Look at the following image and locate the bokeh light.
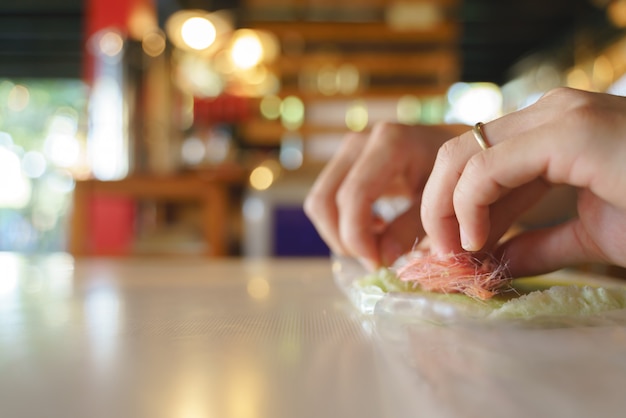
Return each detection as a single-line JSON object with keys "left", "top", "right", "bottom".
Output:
{"left": 0, "top": 78, "right": 86, "bottom": 252}
{"left": 259, "top": 95, "right": 282, "bottom": 120}
{"left": 567, "top": 67, "right": 591, "bottom": 90}
{"left": 396, "top": 95, "right": 422, "bottom": 124}
{"left": 592, "top": 54, "right": 614, "bottom": 90}
{"left": 445, "top": 82, "right": 502, "bottom": 125}
{"left": 280, "top": 96, "right": 304, "bottom": 130}
{"left": 337, "top": 64, "right": 360, "bottom": 95}
{"left": 181, "top": 17, "right": 216, "bottom": 51}
{"left": 142, "top": 30, "right": 167, "bottom": 57}
{"left": 230, "top": 30, "right": 264, "bottom": 70}
{"left": 345, "top": 101, "right": 368, "bottom": 132}
{"left": 317, "top": 65, "right": 338, "bottom": 96}
{"left": 7, "top": 85, "right": 30, "bottom": 112}
{"left": 279, "top": 133, "right": 303, "bottom": 170}
{"left": 98, "top": 31, "right": 124, "bottom": 57}
{"left": 0, "top": 146, "right": 31, "bottom": 208}
{"left": 181, "top": 136, "right": 206, "bottom": 166}
{"left": 249, "top": 166, "right": 274, "bottom": 191}
{"left": 249, "top": 160, "right": 281, "bottom": 191}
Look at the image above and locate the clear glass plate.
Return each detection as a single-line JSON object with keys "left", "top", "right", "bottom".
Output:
{"left": 332, "top": 254, "right": 626, "bottom": 327}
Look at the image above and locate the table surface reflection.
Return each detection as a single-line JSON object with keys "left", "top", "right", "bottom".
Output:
{"left": 2, "top": 253, "right": 626, "bottom": 418}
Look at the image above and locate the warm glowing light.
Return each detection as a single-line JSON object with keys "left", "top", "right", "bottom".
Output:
{"left": 128, "top": 3, "right": 157, "bottom": 40}
{"left": 181, "top": 17, "right": 216, "bottom": 50}
{"left": 166, "top": 10, "right": 232, "bottom": 53}
{"left": 608, "top": 0, "right": 626, "bottom": 27}
{"left": 592, "top": 55, "right": 614, "bottom": 90}
{"left": 231, "top": 30, "right": 263, "bottom": 70}
{"left": 566, "top": 68, "right": 591, "bottom": 90}
{"left": 98, "top": 31, "right": 124, "bottom": 57}
{"left": 142, "top": 30, "right": 166, "bottom": 57}
{"left": 7, "top": 84, "right": 29, "bottom": 112}
{"left": 345, "top": 101, "right": 368, "bottom": 132}
{"left": 396, "top": 95, "right": 421, "bottom": 124}
{"left": 280, "top": 96, "right": 304, "bottom": 130}
{"left": 260, "top": 95, "right": 282, "bottom": 120}
{"left": 249, "top": 166, "right": 274, "bottom": 190}
{"left": 228, "top": 29, "right": 278, "bottom": 72}
{"left": 247, "top": 276, "right": 270, "bottom": 299}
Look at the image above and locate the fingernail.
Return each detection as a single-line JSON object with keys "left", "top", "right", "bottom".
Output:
{"left": 460, "top": 227, "right": 474, "bottom": 251}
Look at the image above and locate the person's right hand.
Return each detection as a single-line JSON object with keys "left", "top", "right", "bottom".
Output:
{"left": 421, "top": 87, "right": 626, "bottom": 277}
{"left": 304, "top": 122, "right": 465, "bottom": 270}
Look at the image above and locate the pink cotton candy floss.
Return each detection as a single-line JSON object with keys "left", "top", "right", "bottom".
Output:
{"left": 395, "top": 251, "right": 512, "bottom": 300}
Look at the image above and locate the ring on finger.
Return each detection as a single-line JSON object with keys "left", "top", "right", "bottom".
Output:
{"left": 472, "top": 122, "right": 490, "bottom": 151}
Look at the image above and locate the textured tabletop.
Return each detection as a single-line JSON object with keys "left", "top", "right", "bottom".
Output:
{"left": 3, "top": 253, "right": 626, "bottom": 418}
{"left": 0, "top": 254, "right": 385, "bottom": 418}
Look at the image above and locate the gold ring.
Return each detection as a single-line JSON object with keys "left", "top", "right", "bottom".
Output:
{"left": 472, "top": 122, "right": 490, "bottom": 151}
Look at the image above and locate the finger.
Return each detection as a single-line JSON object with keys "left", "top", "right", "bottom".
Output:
{"left": 452, "top": 121, "right": 575, "bottom": 253}
{"left": 420, "top": 111, "right": 546, "bottom": 255}
{"left": 336, "top": 124, "right": 430, "bottom": 264}
{"left": 420, "top": 132, "right": 484, "bottom": 256}
{"left": 304, "top": 132, "right": 366, "bottom": 255}
{"left": 378, "top": 201, "right": 424, "bottom": 266}
{"left": 495, "top": 218, "right": 597, "bottom": 277}
{"left": 468, "top": 179, "right": 550, "bottom": 251}
{"left": 455, "top": 174, "right": 550, "bottom": 252}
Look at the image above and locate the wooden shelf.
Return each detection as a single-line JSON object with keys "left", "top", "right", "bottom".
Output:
{"left": 249, "top": 20, "right": 460, "bottom": 44}
{"left": 69, "top": 168, "right": 247, "bottom": 257}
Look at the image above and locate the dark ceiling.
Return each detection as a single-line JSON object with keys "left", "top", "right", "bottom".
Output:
{"left": 0, "top": 0, "right": 613, "bottom": 84}
{"left": 459, "top": 0, "right": 608, "bottom": 83}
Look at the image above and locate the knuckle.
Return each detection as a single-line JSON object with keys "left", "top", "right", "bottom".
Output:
{"left": 464, "top": 151, "right": 488, "bottom": 176}
{"left": 303, "top": 188, "right": 327, "bottom": 220}
{"left": 435, "top": 137, "right": 460, "bottom": 166}
{"left": 540, "top": 87, "right": 603, "bottom": 142}
{"left": 370, "top": 121, "right": 401, "bottom": 142}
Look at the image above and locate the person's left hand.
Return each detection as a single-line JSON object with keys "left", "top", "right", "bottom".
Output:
{"left": 304, "top": 122, "right": 466, "bottom": 269}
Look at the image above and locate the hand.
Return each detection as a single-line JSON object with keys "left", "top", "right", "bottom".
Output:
{"left": 304, "top": 122, "right": 466, "bottom": 269}
{"left": 421, "top": 87, "right": 626, "bottom": 277}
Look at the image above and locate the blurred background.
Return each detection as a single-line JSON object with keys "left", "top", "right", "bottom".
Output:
{"left": 1, "top": 0, "right": 625, "bottom": 258}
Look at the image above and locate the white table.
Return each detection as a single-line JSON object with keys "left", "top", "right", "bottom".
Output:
{"left": 2, "top": 253, "right": 626, "bottom": 418}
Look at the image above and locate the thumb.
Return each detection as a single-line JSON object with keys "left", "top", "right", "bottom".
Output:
{"left": 495, "top": 219, "right": 597, "bottom": 278}
{"left": 378, "top": 205, "right": 423, "bottom": 267}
